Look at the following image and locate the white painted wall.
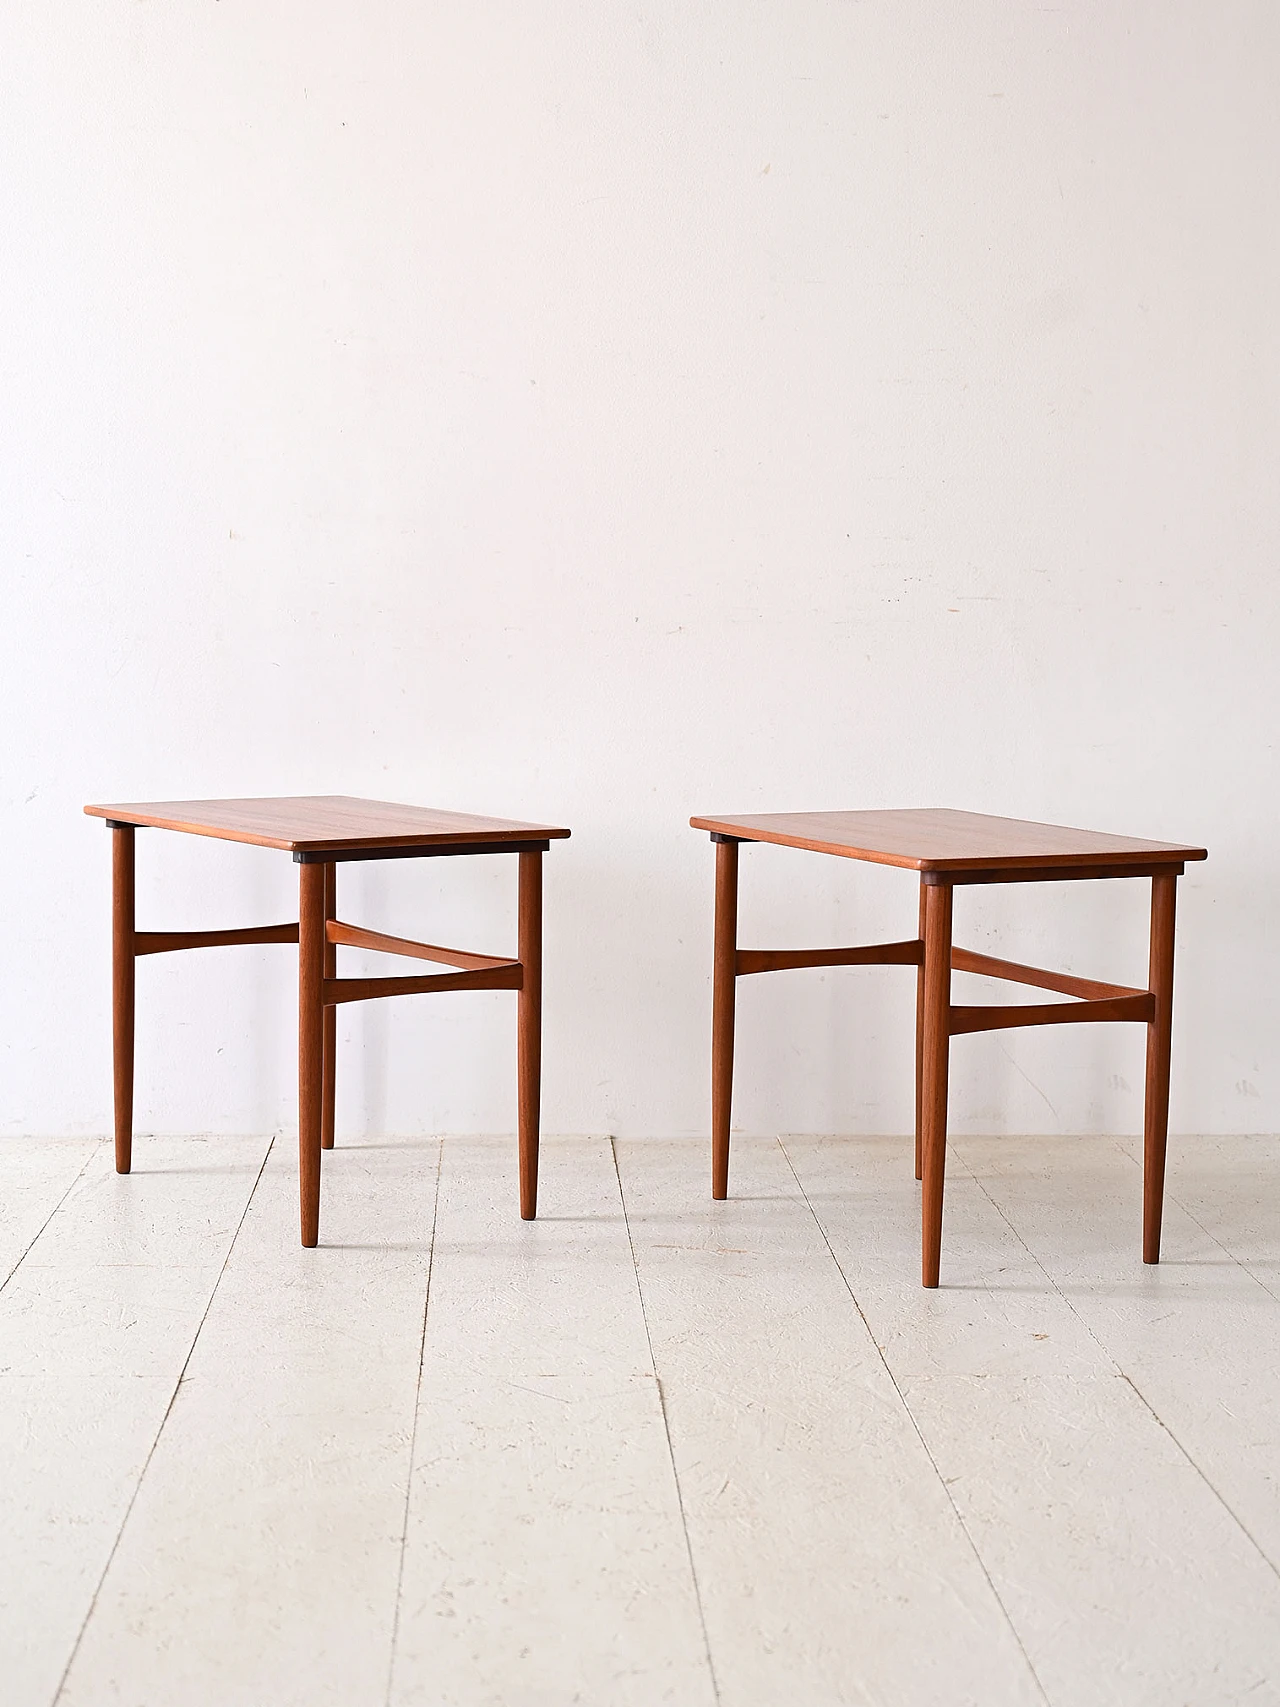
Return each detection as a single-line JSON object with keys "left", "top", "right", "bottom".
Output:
{"left": 3, "top": 3, "right": 1276, "bottom": 1143}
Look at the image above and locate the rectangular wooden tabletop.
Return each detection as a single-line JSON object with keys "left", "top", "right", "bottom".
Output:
{"left": 85, "top": 796, "right": 572, "bottom": 854}
{"left": 688, "top": 808, "right": 1206, "bottom": 874}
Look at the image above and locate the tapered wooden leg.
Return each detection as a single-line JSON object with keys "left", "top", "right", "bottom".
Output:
{"left": 711, "top": 837, "right": 739, "bottom": 1200}
{"left": 921, "top": 881, "right": 953, "bottom": 1288}
{"left": 1143, "top": 872, "right": 1178, "bottom": 1264}
{"left": 914, "top": 880, "right": 926, "bottom": 1182}
{"left": 111, "top": 824, "right": 136, "bottom": 1174}
{"left": 321, "top": 862, "right": 336, "bottom": 1151}
{"left": 517, "top": 849, "right": 543, "bottom": 1220}
{"left": 298, "top": 861, "right": 326, "bottom": 1247}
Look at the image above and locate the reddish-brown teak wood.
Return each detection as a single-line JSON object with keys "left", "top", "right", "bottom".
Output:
{"left": 1144, "top": 872, "right": 1178, "bottom": 1264}
{"left": 112, "top": 824, "right": 135, "bottom": 1175}
{"left": 711, "top": 837, "right": 739, "bottom": 1200}
{"left": 87, "top": 796, "right": 570, "bottom": 1246}
{"left": 517, "top": 849, "right": 543, "bottom": 1220}
{"left": 693, "top": 808, "right": 1206, "bottom": 1287}
{"left": 914, "top": 880, "right": 926, "bottom": 1184}
{"left": 298, "top": 860, "right": 326, "bottom": 1247}
{"left": 920, "top": 880, "right": 953, "bottom": 1289}
{"left": 322, "top": 863, "right": 336, "bottom": 1154}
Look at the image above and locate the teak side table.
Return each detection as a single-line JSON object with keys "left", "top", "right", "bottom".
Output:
{"left": 84, "top": 796, "right": 571, "bottom": 1246}
{"left": 690, "top": 808, "right": 1207, "bottom": 1288}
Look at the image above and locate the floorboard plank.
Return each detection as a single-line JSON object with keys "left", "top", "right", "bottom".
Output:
{"left": 58, "top": 1135, "right": 441, "bottom": 1707}
{"left": 786, "top": 1134, "right": 1280, "bottom": 1707}
{"left": 389, "top": 1136, "right": 716, "bottom": 1707}
{"left": 0, "top": 1138, "right": 103, "bottom": 1291}
{"left": 1143, "top": 1131, "right": 1280, "bottom": 1300}
{"left": 617, "top": 1136, "right": 1043, "bottom": 1707}
{"left": 960, "top": 1133, "right": 1280, "bottom": 1590}
{"left": 0, "top": 1134, "right": 270, "bottom": 1707}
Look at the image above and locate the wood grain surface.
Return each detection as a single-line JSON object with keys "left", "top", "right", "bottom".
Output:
{"left": 85, "top": 795, "right": 571, "bottom": 853}
{"left": 689, "top": 807, "right": 1206, "bottom": 873}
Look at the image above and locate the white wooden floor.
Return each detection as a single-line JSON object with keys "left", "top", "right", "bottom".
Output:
{"left": 4, "top": 1132, "right": 1280, "bottom": 1707}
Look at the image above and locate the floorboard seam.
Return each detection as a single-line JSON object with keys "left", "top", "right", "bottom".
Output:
{"left": 953, "top": 1142, "right": 1127, "bottom": 1380}
{"left": 0, "top": 1140, "right": 104, "bottom": 1297}
{"left": 384, "top": 1137, "right": 444, "bottom": 1707}
{"left": 777, "top": 1137, "right": 1054, "bottom": 1707}
{"left": 1113, "top": 1138, "right": 1280, "bottom": 1310}
{"left": 49, "top": 1132, "right": 276, "bottom": 1707}
{"left": 1169, "top": 1201, "right": 1280, "bottom": 1307}
{"left": 610, "top": 1138, "right": 722, "bottom": 1707}
{"left": 957, "top": 1143, "right": 1280, "bottom": 1589}
{"left": 1116, "top": 1372, "right": 1280, "bottom": 1586}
